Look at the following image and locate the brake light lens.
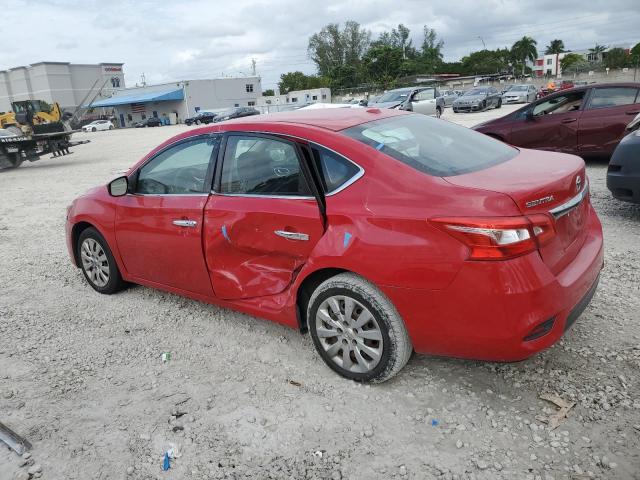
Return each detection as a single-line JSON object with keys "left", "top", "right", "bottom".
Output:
{"left": 430, "top": 215, "right": 555, "bottom": 260}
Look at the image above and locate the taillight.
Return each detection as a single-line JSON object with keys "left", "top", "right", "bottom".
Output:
{"left": 430, "top": 215, "right": 556, "bottom": 260}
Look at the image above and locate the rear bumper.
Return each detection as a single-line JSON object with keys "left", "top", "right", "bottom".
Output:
{"left": 382, "top": 205, "right": 604, "bottom": 361}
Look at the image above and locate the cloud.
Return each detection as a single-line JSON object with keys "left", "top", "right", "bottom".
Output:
{"left": 1, "top": 0, "right": 638, "bottom": 88}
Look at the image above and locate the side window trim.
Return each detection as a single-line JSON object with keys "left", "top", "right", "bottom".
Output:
{"left": 214, "top": 132, "right": 315, "bottom": 199}
{"left": 132, "top": 134, "right": 220, "bottom": 196}
{"left": 212, "top": 131, "right": 365, "bottom": 197}
{"left": 309, "top": 142, "right": 365, "bottom": 196}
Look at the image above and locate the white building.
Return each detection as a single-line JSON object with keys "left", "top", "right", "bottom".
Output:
{"left": 256, "top": 87, "right": 331, "bottom": 113}
{"left": 0, "top": 61, "right": 125, "bottom": 112}
{"left": 90, "top": 77, "right": 262, "bottom": 127}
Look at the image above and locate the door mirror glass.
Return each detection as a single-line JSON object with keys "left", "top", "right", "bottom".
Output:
{"left": 525, "top": 109, "right": 534, "bottom": 121}
{"left": 108, "top": 176, "right": 128, "bottom": 196}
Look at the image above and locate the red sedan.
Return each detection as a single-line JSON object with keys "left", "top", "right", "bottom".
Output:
{"left": 66, "top": 108, "right": 603, "bottom": 382}
{"left": 475, "top": 82, "right": 640, "bottom": 157}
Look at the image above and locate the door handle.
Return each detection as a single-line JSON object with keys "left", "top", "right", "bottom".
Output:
{"left": 626, "top": 110, "right": 640, "bottom": 115}
{"left": 274, "top": 230, "right": 309, "bottom": 241}
{"left": 172, "top": 219, "right": 197, "bottom": 228}
{"left": 561, "top": 118, "right": 577, "bottom": 124}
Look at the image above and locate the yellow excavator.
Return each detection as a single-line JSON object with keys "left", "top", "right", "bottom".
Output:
{"left": 0, "top": 100, "right": 87, "bottom": 169}
{"left": 0, "top": 100, "right": 68, "bottom": 135}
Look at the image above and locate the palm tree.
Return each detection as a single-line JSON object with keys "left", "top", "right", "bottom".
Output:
{"left": 545, "top": 39, "right": 565, "bottom": 54}
{"left": 511, "top": 36, "right": 538, "bottom": 76}
{"left": 588, "top": 44, "right": 607, "bottom": 62}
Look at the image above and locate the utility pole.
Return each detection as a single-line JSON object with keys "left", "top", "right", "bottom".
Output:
{"left": 140, "top": 73, "right": 146, "bottom": 87}
{"left": 478, "top": 36, "right": 486, "bottom": 49}
{"left": 251, "top": 59, "right": 256, "bottom": 76}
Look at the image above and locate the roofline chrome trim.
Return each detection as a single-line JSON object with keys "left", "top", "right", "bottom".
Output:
{"left": 549, "top": 178, "right": 589, "bottom": 219}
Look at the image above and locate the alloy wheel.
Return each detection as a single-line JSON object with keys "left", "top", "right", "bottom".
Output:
{"left": 80, "top": 238, "right": 110, "bottom": 287}
{"left": 315, "top": 295, "right": 383, "bottom": 374}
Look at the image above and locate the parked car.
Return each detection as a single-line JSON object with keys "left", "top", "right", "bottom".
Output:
{"left": 66, "top": 108, "right": 603, "bottom": 382}
{"left": 502, "top": 85, "right": 537, "bottom": 104}
{"left": 82, "top": 120, "right": 114, "bottom": 132}
{"left": 607, "top": 113, "right": 640, "bottom": 203}
{"left": 474, "top": 82, "right": 640, "bottom": 158}
{"left": 133, "top": 117, "right": 162, "bottom": 128}
{"left": 214, "top": 107, "right": 260, "bottom": 123}
{"left": 452, "top": 87, "right": 502, "bottom": 112}
{"left": 185, "top": 111, "right": 217, "bottom": 126}
{"left": 369, "top": 87, "right": 445, "bottom": 117}
{"left": 440, "top": 90, "right": 461, "bottom": 107}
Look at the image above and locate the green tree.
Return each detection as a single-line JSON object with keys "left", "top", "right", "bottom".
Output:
{"left": 307, "top": 21, "right": 370, "bottom": 87}
{"left": 263, "top": 89, "right": 275, "bottom": 96}
{"left": 603, "top": 47, "right": 631, "bottom": 68}
{"left": 420, "top": 26, "right": 444, "bottom": 72}
{"left": 560, "top": 53, "right": 588, "bottom": 73}
{"left": 631, "top": 42, "right": 640, "bottom": 60}
{"left": 460, "top": 48, "right": 511, "bottom": 75}
{"left": 362, "top": 44, "right": 404, "bottom": 87}
{"left": 511, "top": 36, "right": 538, "bottom": 75}
{"left": 277, "top": 71, "right": 327, "bottom": 93}
{"left": 545, "top": 39, "right": 565, "bottom": 54}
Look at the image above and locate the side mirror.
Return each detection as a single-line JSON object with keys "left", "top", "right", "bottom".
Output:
{"left": 108, "top": 176, "right": 129, "bottom": 197}
{"left": 525, "top": 110, "right": 535, "bottom": 121}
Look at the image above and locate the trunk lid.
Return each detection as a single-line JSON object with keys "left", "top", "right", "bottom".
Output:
{"left": 444, "top": 148, "right": 589, "bottom": 274}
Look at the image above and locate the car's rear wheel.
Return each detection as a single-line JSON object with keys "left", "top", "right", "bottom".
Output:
{"left": 109, "top": 125, "right": 114, "bottom": 130}
{"left": 435, "top": 106, "right": 442, "bottom": 118}
{"left": 195, "top": 119, "right": 201, "bottom": 125}
{"left": 77, "top": 227, "right": 125, "bottom": 294}
{"left": 496, "top": 98, "right": 502, "bottom": 109}
{"left": 308, "top": 273, "right": 412, "bottom": 383}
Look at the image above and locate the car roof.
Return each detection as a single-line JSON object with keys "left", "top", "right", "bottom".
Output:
{"left": 219, "top": 107, "right": 407, "bottom": 131}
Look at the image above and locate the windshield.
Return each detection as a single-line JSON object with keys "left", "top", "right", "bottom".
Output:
{"left": 464, "top": 89, "right": 488, "bottom": 96}
{"left": 376, "top": 90, "right": 410, "bottom": 103}
{"left": 510, "top": 86, "right": 528, "bottom": 92}
{"left": 342, "top": 114, "right": 518, "bottom": 177}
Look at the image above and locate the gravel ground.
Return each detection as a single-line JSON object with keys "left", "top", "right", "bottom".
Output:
{"left": 1, "top": 106, "right": 639, "bottom": 480}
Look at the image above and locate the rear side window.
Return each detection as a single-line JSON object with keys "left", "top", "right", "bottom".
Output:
{"left": 587, "top": 87, "right": 639, "bottom": 109}
{"left": 311, "top": 146, "right": 360, "bottom": 193}
{"left": 220, "top": 135, "right": 311, "bottom": 196}
{"left": 342, "top": 114, "right": 517, "bottom": 177}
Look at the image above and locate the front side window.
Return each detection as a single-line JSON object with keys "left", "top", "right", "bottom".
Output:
{"left": 531, "top": 91, "right": 585, "bottom": 116}
{"left": 220, "top": 135, "right": 310, "bottom": 196}
{"left": 343, "top": 114, "right": 517, "bottom": 177}
{"left": 587, "top": 87, "right": 639, "bottom": 109}
{"left": 311, "top": 146, "right": 360, "bottom": 193}
{"left": 136, "top": 137, "right": 217, "bottom": 194}
{"left": 414, "top": 89, "right": 435, "bottom": 101}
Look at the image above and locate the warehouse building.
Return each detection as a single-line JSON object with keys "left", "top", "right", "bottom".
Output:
{"left": 90, "top": 77, "right": 262, "bottom": 127}
{"left": 256, "top": 87, "right": 331, "bottom": 113}
{"left": 0, "top": 61, "right": 125, "bottom": 112}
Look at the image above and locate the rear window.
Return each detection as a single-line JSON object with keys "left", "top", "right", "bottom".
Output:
{"left": 342, "top": 114, "right": 518, "bottom": 177}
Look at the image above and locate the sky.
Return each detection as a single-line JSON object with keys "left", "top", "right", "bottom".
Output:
{"left": 2, "top": 0, "right": 639, "bottom": 90}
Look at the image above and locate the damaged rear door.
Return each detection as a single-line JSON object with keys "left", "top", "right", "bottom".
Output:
{"left": 203, "top": 133, "right": 325, "bottom": 300}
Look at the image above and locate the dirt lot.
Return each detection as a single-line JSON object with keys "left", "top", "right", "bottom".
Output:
{"left": 1, "top": 106, "right": 639, "bottom": 480}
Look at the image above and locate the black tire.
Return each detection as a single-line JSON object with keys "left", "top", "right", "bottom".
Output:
{"left": 92, "top": 127, "right": 97, "bottom": 132}
{"left": 496, "top": 98, "right": 502, "bottom": 109}
{"left": 195, "top": 119, "right": 201, "bottom": 125}
{"left": 109, "top": 125, "right": 114, "bottom": 130}
{"left": 435, "top": 106, "right": 442, "bottom": 118}
{"left": 307, "top": 273, "right": 412, "bottom": 383}
{"left": 77, "top": 227, "right": 125, "bottom": 294}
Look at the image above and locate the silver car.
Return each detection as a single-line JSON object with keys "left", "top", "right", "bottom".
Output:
{"left": 440, "top": 90, "right": 461, "bottom": 107}
{"left": 369, "top": 87, "right": 445, "bottom": 118}
{"left": 501, "top": 84, "right": 537, "bottom": 104}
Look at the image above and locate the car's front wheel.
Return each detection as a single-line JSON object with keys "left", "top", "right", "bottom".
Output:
{"left": 435, "top": 106, "right": 442, "bottom": 118}
{"left": 77, "top": 227, "right": 125, "bottom": 294}
{"left": 195, "top": 119, "right": 201, "bottom": 125}
{"left": 496, "top": 98, "right": 502, "bottom": 109}
{"left": 308, "top": 273, "right": 412, "bottom": 383}
{"left": 92, "top": 127, "right": 97, "bottom": 132}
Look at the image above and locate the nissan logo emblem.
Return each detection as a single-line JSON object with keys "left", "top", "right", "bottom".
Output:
{"left": 575, "top": 175, "right": 582, "bottom": 193}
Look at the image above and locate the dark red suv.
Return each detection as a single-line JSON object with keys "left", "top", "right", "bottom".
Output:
{"left": 474, "top": 83, "right": 640, "bottom": 157}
